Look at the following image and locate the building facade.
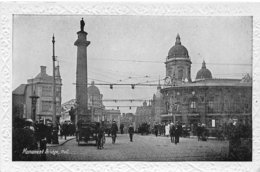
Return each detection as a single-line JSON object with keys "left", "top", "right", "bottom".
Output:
{"left": 87, "top": 81, "right": 105, "bottom": 122}
{"left": 12, "top": 65, "right": 62, "bottom": 121}
{"left": 61, "top": 81, "right": 109, "bottom": 123}
{"left": 156, "top": 34, "right": 252, "bottom": 135}
{"left": 135, "top": 101, "right": 154, "bottom": 128}
{"left": 104, "top": 109, "right": 121, "bottom": 125}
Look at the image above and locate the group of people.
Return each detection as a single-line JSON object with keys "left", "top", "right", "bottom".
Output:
{"left": 196, "top": 123, "right": 209, "bottom": 141}
{"left": 13, "top": 117, "right": 53, "bottom": 160}
{"left": 153, "top": 121, "right": 183, "bottom": 144}
{"left": 13, "top": 117, "right": 79, "bottom": 160}
{"left": 153, "top": 123, "right": 167, "bottom": 136}
{"left": 60, "top": 121, "right": 76, "bottom": 140}
{"left": 95, "top": 121, "right": 135, "bottom": 150}
{"left": 137, "top": 122, "right": 151, "bottom": 135}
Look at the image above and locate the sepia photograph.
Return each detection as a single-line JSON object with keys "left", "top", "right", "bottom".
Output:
{"left": 11, "top": 15, "right": 252, "bottom": 161}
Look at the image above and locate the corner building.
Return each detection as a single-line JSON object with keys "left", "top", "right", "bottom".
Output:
{"left": 158, "top": 34, "right": 252, "bottom": 135}
{"left": 12, "top": 66, "right": 62, "bottom": 121}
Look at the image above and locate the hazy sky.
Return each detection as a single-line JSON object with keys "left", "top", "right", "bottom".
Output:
{"left": 13, "top": 16, "right": 252, "bottom": 114}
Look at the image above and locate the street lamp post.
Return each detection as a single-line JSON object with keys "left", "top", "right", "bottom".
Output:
{"left": 52, "top": 34, "right": 59, "bottom": 144}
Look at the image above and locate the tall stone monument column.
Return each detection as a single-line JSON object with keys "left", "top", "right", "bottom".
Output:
{"left": 74, "top": 18, "right": 91, "bottom": 122}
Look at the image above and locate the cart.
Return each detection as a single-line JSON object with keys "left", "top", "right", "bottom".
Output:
{"left": 76, "top": 122, "right": 98, "bottom": 146}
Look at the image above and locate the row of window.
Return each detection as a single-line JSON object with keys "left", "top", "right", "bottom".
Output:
{"left": 165, "top": 101, "right": 251, "bottom": 114}
{"left": 41, "top": 86, "right": 61, "bottom": 97}
{"left": 42, "top": 101, "right": 60, "bottom": 112}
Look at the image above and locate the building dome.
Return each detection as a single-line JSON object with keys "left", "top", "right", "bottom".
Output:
{"left": 196, "top": 61, "right": 213, "bottom": 80}
{"left": 168, "top": 34, "right": 189, "bottom": 59}
{"left": 88, "top": 81, "right": 100, "bottom": 95}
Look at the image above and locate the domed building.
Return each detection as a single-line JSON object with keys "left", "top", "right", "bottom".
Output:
{"left": 156, "top": 33, "right": 252, "bottom": 136}
{"left": 196, "top": 61, "right": 212, "bottom": 80}
{"left": 61, "top": 81, "right": 106, "bottom": 122}
{"left": 168, "top": 34, "right": 189, "bottom": 59}
{"left": 87, "top": 81, "right": 105, "bottom": 122}
{"left": 165, "top": 34, "right": 192, "bottom": 84}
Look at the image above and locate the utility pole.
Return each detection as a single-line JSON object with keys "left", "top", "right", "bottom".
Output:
{"left": 52, "top": 34, "right": 58, "bottom": 144}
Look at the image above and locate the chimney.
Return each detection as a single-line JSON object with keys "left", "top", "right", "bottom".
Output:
{"left": 40, "top": 66, "right": 46, "bottom": 74}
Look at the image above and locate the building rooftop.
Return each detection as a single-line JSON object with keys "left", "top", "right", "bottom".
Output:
{"left": 167, "top": 34, "right": 189, "bottom": 59}
{"left": 12, "top": 84, "right": 27, "bottom": 95}
{"left": 162, "top": 77, "right": 252, "bottom": 90}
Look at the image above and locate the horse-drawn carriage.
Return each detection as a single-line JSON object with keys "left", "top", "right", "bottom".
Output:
{"left": 76, "top": 122, "right": 98, "bottom": 146}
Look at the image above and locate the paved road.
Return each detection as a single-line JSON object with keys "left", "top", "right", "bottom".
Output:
{"left": 46, "top": 134, "right": 229, "bottom": 161}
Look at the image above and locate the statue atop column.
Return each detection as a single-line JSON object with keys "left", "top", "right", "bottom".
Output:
{"left": 80, "top": 18, "right": 85, "bottom": 31}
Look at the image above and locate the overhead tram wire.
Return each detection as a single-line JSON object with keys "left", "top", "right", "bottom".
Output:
{"left": 73, "top": 83, "right": 161, "bottom": 86}
{"left": 88, "top": 58, "right": 251, "bottom": 66}
{"left": 60, "top": 57, "right": 251, "bottom": 67}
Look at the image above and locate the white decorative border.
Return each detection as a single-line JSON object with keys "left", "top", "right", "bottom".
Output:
{"left": 0, "top": 2, "right": 260, "bottom": 172}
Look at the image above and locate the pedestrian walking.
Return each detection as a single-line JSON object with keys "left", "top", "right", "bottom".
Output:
{"left": 154, "top": 123, "right": 158, "bottom": 137}
{"left": 111, "top": 121, "right": 118, "bottom": 144}
{"left": 170, "top": 122, "right": 175, "bottom": 143}
{"left": 120, "top": 124, "right": 124, "bottom": 134}
{"left": 165, "top": 122, "right": 170, "bottom": 137}
{"left": 97, "top": 122, "right": 105, "bottom": 149}
{"left": 128, "top": 124, "right": 134, "bottom": 142}
{"left": 37, "top": 120, "right": 47, "bottom": 160}
{"left": 175, "top": 121, "right": 182, "bottom": 144}
{"left": 197, "top": 123, "right": 202, "bottom": 141}
{"left": 162, "top": 123, "right": 165, "bottom": 136}
{"left": 200, "top": 124, "right": 208, "bottom": 141}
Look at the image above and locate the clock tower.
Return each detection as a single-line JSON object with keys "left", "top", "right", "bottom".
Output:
{"left": 165, "top": 34, "right": 192, "bottom": 85}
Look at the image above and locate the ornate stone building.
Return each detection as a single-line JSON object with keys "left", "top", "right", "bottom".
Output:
{"left": 156, "top": 34, "right": 252, "bottom": 135}
{"left": 61, "top": 81, "right": 107, "bottom": 123}
{"left": 135, "top": 101, "right": 154, "bottom": 128}
{"left": 12, "top": 65, "right": 62, "bottom": 121}
{"left": 88, "top": 81, "right": 105, "bottom": 122}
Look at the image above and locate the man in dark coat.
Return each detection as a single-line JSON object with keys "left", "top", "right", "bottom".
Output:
{"left": 120, "top": 124, "right": 124, "bottom": 134}
{"left": 46, "top": 122, "right": 53, "bottom": 144}
{"left": 37, "top": 120, "right": 47, "bottom": 160}
{"left": 111, "top": 121, "right": 118, "bottom": 144}
{"left": 62, "top": 121, "right": 69, "bottom": 140}
{"left": 128, "top": 124, "right": 134, "bottom": 142}
{"left": 96, "top": 122, "right": 105, "bottom": 149}
{"left": 175, "top": 122, "right": 182, "bottom": 144}
{"left": 154, "top": 123, "right": 158, "bottom": 137}
{"left": 197, "top": 123, "right": 202, "bottom": 141}
{"left": 69, "top": 107, "right": 75, "bottom": 124}
{"left": 169, "top": 123, "right": 175, "bottom": 143}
